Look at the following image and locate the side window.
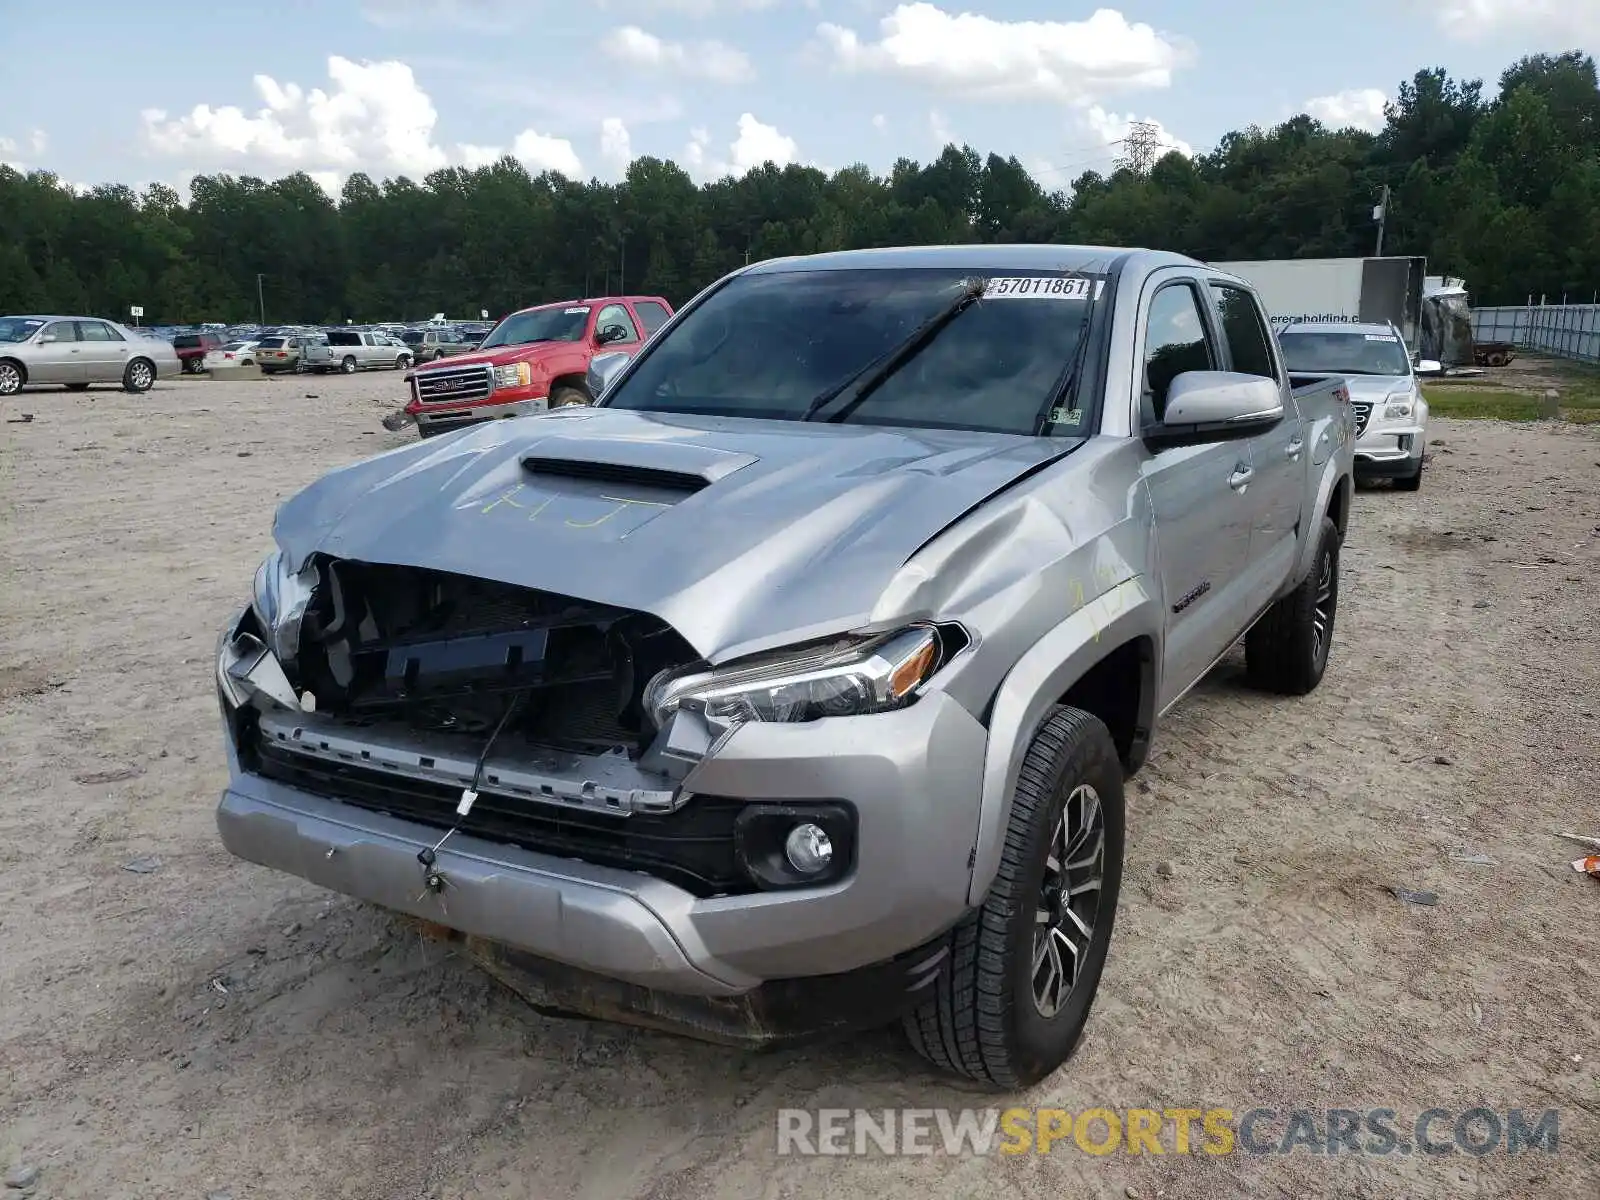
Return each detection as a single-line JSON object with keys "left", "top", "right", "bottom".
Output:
{"left": 76, "top": 321, "right": 122, "bottom": 342}
{"left": 1208, "top": 284, "right": 1277, "bottom": 379}
{"left": 1142, "top": 284, "right": 1215, "bottom": 422}
{"left": 633, "top": 301, "right": 672, "bottom": 336}
{"left": 596, "top": 304, "right": 639, "bottom": 344}
{"left": 40, "top": 321, "right": 78, "bottom": 344}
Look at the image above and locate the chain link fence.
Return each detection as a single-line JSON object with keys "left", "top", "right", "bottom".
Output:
{"left": 1470, "top": 303, "right": 1600, "bottom": 364}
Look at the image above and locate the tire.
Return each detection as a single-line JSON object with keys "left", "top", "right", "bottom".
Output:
{"left": 904, "top": 706, "right": 1124, "bottom": 1090}
{"left": 1244, "top": 515, "right": 1340, "bottom": 695}
{"left": 1393, "top": 452, "right": 1424, "bottom": 492}
{"left": 396, "top": 354, "right": 413, "bottom": 370}
{"left": 549, "top": 384, "right": 591, "bottom": 409}
{"left": 66, "top": 383, "right": 91, "bottom": 392}
{"left": 292, "top": 358, "right": 306, "bottom": 375}
{"left": 0, "top": 360, "right": 22, "bottom": 395}
{"left": 122, "top": 358, "right": 156, "bottom": 394}
{"left": 340, "top": 355, "right": 357, "bottom": 374}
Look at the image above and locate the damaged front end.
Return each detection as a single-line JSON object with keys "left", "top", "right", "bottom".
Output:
{"left": 218, "top": 551, "right": 760, "bottom": 897}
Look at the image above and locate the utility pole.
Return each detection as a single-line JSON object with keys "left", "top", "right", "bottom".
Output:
{"left": 1115, "top": 121, "right": 1162, "bottom": 175}
{"left": 256, "top": 273, "right": 266, "bottom": 324}
{"left": 1373, "top": 185, "right": 1391, "bottom": 257}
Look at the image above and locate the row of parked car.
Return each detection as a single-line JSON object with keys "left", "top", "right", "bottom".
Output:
{"left": 176, "top": 325, "right": 488, "bottom": 375}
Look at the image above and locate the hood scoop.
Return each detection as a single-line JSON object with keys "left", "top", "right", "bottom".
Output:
{"left": 519, "top": 434, "right": 759, "bottom": 495}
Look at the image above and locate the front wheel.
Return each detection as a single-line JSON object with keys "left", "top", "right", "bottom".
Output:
{"left": 123, "top": 358, "right": 156, "bottom": 393}
{"left": 0, "top": 361, "right": 21, "bottom": 395}
{"left": 340, "top": 355, "right": 357, "bottom": 374}
{"left": 1393, "top": 451, "right": 1424, "bottom": 492}
{"left": 396, "top": 354, "right": 413, "bottom": 370}
{"left": 1245, "top": 514, "right": 1340, "bottom": 695}
{"left": 904, "top": 706, "right": 1124, "bottom": 1090}
{"left": 549, "top": 384, "right": 591, "bottom": 409}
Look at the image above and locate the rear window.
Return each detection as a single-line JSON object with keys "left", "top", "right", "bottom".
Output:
{"left": 635, "top": 300, "right": 673, "bottom": 335}
{"left": 326, "top": 331, "right": 361, "bottom": 346}
{"left": 173, "top": 334, "right": 202, "bottom": 348}
{"left": 402, "top": 331, "right": 424, "bottom": 345}
{"left": 257, "top": 337, "right": 285, "bottom": 349}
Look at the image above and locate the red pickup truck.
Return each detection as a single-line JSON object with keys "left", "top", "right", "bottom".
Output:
{"left": 403, "top": 295, "right": 674, "bottom": 438}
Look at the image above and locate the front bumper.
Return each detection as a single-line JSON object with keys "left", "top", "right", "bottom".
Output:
{"left": 1354, "top": 422, "right": 1425, "bottom": 477}
{"left": 407, "top": 394, "right": 548, "bottom": 435}
{"left": 217, "top": 689, "right": 986, "bottom": 996}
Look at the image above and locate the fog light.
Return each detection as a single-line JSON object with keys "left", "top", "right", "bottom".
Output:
{"left": 784, "top": 823, "right": 833, "bottom": 874}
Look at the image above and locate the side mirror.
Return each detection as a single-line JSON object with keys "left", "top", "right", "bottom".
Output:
{"left": 586, "top": 350, "right": 630, "bottom": 398}
{"left": 1144, "top": 371, "right": 1284, "bottom": 449}
{"left": 1415, "top": 359, "right": 1443, "bottom": 375}
{"left": 38, "top": 330, "right": 61, "bottom": 344}
{"left": 596, "top": 323, "right": 628, "bottom": 346}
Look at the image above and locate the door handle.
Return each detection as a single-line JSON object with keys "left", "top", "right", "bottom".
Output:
{"left": 1285, "top": 437, "right": 1304, "bottom": 460}
{"left": 1228, "top": 465, "right": 1253, "bottom": 491}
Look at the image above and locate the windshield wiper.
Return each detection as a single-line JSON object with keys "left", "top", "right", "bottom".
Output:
{"left": 800, "top": 276, "right": 988, "bottom": 422}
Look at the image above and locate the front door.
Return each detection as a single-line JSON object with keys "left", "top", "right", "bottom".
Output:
{"left": 30, "top": 321, "right": 83, "bottom": 382}
{"left": 1137, "top": 278, "right": 1255, "bottom": 710}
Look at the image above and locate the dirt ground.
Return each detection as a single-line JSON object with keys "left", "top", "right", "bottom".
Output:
{"left": 1, "top": 372, "right": 1596, "bottom": 1199}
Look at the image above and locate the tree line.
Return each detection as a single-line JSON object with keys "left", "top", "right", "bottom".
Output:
{"left": 3, "top": 52, "right": 1597, "bottom": 325}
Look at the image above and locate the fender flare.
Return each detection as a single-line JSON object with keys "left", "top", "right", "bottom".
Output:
{"left": 1294, "top": 456, "right": 1351, "bottom": 585}
{"left": 967, "top": 575, "right": 1162, "bottom": 905}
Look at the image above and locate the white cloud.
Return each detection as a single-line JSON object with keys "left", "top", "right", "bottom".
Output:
{"left": 872, "top": 113, "right": 887, "bottom": 131}
{"left": 457, "top": 143, "right": 506, "bottom": 168}
{"left": 683, "top": 113, "right": 800, "bottom": 180}
{"left": 140, "top": 56, "right": 457, "bottom": 178}
{"left": 510, "top": 129, "right": 584, "bottom": 176}
{"left": 1305, "top": 88, "right": 1388, "bottom": 133}
{"left": 929, "top": 109, "right": 955, "bottom": 145}
{"left": 309, "top": 171, "right": 343, "bottom": 198}
{"left": 1430, "top": 0, "right": 1600, "bottom": 42}
{"left": 600, "top": 117, "right": 633, "bottom": 175}
{"left": 601, "top": 26, "right": 755, "bottom": 83}
{"left": 817, "top": 3, "right": 1192, "bottom": 103}
{"left": 28, "top": 130, "right": 47, "bottom": 154}
{"left": 1081, "top": 105, "right": 1193, "bottom": 159}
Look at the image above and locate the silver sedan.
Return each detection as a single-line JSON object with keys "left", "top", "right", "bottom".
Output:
{"left": 0, "top": 315, "right": 183, "bottom": 395}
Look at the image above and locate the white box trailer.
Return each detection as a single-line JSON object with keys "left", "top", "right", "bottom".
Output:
{"left": 1210, "top": 255, "right": 1427, "bottom": 352}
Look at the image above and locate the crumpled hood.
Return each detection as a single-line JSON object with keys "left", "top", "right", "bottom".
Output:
{"left": 273, "top": 408, "right": 1081, "bottom": 660}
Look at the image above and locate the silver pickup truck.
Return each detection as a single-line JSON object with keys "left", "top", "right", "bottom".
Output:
{"left": 214, "top": 246, "right": 1355, "bottom": 1089}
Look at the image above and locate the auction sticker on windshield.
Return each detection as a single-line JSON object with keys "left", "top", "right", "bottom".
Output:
{"left": 1365, "top": 333, "right": 1399, "bottom": 341}
{"left": 983, "top": 276, "right": 1103, "bottom": 300}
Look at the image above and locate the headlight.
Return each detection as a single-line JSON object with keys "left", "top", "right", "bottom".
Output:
{"left": 1384, "top": 394, "right": 1414, "bottom": 419}
{"left": 493, "top": 362, "right": 532, "bottom": 389}
{"left": 644, "top": 626, "right": 942, "bottom": 734}
{"left": 250, "top": 550, "right": 316, "bottom": 665}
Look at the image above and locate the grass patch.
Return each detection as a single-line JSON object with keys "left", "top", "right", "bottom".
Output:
{"left": 1424, "top": 387, "right": 1600, "bottom": 423}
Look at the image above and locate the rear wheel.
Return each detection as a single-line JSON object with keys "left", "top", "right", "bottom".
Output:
{"left": 123, "top": 358, "right": 156, "bottom": 394}
{"left": 549, "top": 384, "right": 591, "bottom": 409}
{"left": 904, "top": 706, "right": 1123, "bottom": 1090}
{"left": 340, "top": 355, "right": 357, "bottom": 374}
{"left": 1245, "top": 515, "right": 1340, "bottom": 695}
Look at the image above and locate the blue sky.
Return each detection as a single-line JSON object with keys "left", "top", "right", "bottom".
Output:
{"left": 1, "top": 0, "right": 1596, "bottom": 196}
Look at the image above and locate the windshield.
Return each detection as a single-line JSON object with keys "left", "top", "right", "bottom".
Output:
{"left": 1278, "top": 330, "right": 1411, "bottom": 377}
{"left": 0, "top": 318, "right": 45, "bottom": 343}
{"left": 479, "top": 306, "right": 591, "bottom": 349}
{"left": 603, "top": 268, "right": 1100, "bottom": 435}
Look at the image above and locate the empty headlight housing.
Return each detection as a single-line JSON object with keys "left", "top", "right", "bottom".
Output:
{"left": 250, "top": 549, "right": 316, "bottom": 667}
{"left": 644, "top": 625, "right": 942, "bottom": 735}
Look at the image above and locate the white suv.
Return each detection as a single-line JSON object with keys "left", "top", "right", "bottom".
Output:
{"left": 1278, "top": 321, "right": 1433, "bottom": 491}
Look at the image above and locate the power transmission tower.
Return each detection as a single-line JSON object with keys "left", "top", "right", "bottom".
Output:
{"left": 1116, "top": 121, "right": 1162, "bottom": 175}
